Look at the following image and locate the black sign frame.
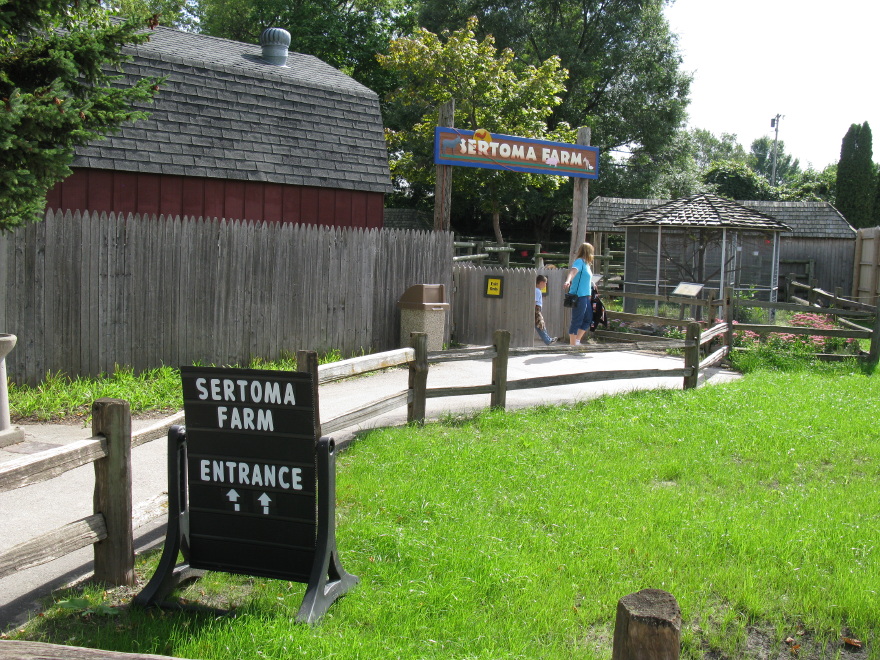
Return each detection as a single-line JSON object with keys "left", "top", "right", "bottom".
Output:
{"left": 134, "top": 366, "right": 357, "bottom": 624}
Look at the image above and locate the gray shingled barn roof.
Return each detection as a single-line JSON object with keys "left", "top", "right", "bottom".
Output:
{"left": 738, "top": 200, "right": 855, "bottom": 238}
{"left": 613, "top": 194, "right": 791, "bottom": 231}
{"left": 72, "top": 26, "right": 392, "bottom": 193}
{"left": 591, "top": 196, "right": 854, "bottom": 238}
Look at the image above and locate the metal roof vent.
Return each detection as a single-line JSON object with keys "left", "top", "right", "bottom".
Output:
{"left": 260, "top": 27, "right": 290, "bottom": 66}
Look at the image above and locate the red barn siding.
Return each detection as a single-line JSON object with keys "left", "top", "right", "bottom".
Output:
{"left": 47, "top": 169, "right": 385, "bottom": 228}
{"left": 181, "top": 178, "right": 205, "bottom": 219}
{"left": 204, "top": 179, "right": 225, "bottom": 219}
{"left": 300, "top": 188, "right": 319, "bottom": 224}
{"left": 136, "top": 174, "right": 161, "bottom": 216}
{"left": 263, "top": 183, "right": 283, "bottom": 223}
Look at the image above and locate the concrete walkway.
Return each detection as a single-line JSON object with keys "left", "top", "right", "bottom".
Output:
{"left": 0, "top": 348, "right": 740, "bottom": 631}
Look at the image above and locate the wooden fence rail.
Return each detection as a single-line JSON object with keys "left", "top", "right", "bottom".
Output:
{"left": 0, "top": 405, "right": 181, "bottom": 584}
{"left": 2, "top": 299, "right": 876, "bottom": 599}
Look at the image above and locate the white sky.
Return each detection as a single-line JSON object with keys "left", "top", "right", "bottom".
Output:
{"left": 664, "top": 0, "right": 880, "bottom": 171}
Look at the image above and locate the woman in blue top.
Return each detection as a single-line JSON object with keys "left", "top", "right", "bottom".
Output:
{"left": 563, "top": 242, "right": 594, "bottom": 345}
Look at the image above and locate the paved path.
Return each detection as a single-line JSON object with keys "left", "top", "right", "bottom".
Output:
{"left": 0, "top": 348, "right": 739, "bottom": 631}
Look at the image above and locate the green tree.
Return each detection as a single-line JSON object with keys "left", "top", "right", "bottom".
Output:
{"left": 835, "top": 122, "right": 875, "bottom": 228}
{"left": 600, "top": 130, "right": 707, "bottom": 201}
{"left": 874, "top": 169, "right": 880, "bottom": 226}
{"left": 0, "top": 0, "right": 161, "bottom": 232}
{"left": 196, "top": 0, "right": 414, "bottom": 97}
{"left": 379, "top": 17, "right": 570, "bottom": 242}
{"left": 690, "top": 129, "right": 748, "bottom": 171}
{"left": 418, "top": 0, "right": 691, "bottom": 199}
{"left": 780, "top": 165, "right": 837, "bottom": 203}
{"left": 749, "top": 136, "right": 800, "bottom": 185}
{"left": 108, "top": 0, "right": 200, "bottom": 30}
{"left": 703, "top": 160, "right": 777, "bottom": 201}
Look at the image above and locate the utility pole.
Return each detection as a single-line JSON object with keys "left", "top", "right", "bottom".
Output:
{"left": 770, "top": 114, "right": 782, "bottom": 186}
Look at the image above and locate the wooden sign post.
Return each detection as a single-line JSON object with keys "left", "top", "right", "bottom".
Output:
{"left": 135, "top": 366, "right": 357, "bottom": 624}
{"left": 568, "top": 126, "right": 591, "bottom": 263}
{"left": 434, "top": 99, "right": 455, "bottom": 232}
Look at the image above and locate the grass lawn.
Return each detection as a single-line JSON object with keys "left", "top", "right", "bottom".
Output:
{"left": 5, "top": 361, "right": 878, "bottom": 659}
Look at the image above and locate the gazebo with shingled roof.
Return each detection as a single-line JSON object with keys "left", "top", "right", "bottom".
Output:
{"left": 613, "top": 194, "right": 791, "bottom": 312}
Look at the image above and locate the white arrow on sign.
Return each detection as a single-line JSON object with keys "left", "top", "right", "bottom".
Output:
{"left": 258, "top": 492, "right": 272, "bottom": 514}
{"left": 227, "top": 489, "right": 241, "bottom": 511}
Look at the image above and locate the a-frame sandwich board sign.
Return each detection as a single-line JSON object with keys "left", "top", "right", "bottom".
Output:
{"left": 134, "top": 366, "right": 358, "bottom": 624}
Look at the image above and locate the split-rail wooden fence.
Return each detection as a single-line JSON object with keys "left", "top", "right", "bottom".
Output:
{"left": 1, "top": 295, "right": 877, "bottom": 657}
{"left": 0, "top": 324, "right": 741, "bottom": 597}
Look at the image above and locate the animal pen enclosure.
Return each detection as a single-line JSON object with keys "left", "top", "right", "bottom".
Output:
{"left": 614, "top": 195, "right": 791, "bottom": 313}
{"left": 0, "top": 210, "right": 454, "bottom": 385}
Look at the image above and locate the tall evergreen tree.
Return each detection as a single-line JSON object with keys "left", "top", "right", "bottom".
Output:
{"left": 835, "top": 122, "right": 875, "bottom": 228}
{"left": 0, "top": 0, "right": 161, "bottom": 232}
{"left": 873, "top": 169, "right": 880, "bottom": 226}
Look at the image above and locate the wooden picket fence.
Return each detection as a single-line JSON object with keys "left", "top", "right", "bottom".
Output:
{"left": 852, "top": 226, "right": 880, "bottom": 305}
{"left": 0, "top": 210, "right": 454, "bottom": 386}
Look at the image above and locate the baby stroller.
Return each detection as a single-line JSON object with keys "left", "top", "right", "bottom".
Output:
{"left": 589, "top": 284, "right": 607, "bottom": 332}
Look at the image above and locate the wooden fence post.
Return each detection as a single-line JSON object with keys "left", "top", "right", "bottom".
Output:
{"left": 408, "top": 333, "right": 428, "bottom": 424}
{"left": 869, "top": 310, "right": 880, "bottom": 364}
{"left": 490, "top": 329, "right": 510, "bottom": 409}
{"left": 92, "top": 398, "right": 134, "bottom": 586}
{"left": 297, "top": 350, "right": 322, "bottom": 439}
{"left": 704, "top": 291, "right": 715, "bottom": 325}
{"left": 723, "top": 286, "right": 734, "bottom": 353}
{"left": 612, "top": 589, "right": 681, "bottom": 660}
{"left": 683, "top": 322, "right": 700, "bottom": 390}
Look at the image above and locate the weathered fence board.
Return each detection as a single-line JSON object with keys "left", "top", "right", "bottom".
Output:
{"left": 852, "top": 226, "right": 880, "bottom": 305}
{"left": 0, "top": 640, "right": 193, "bottom": 660}
{"left": 0, "top": 437, "right": 107, "bottom": 492}
{"left": 452, "top": 265, "right": 568, "bottom": 347}
{"left": 0, "top": 514, "right": 106, "bottom": 580}
{"left": 0, "top": 212, "right": 453, "bottom": 385}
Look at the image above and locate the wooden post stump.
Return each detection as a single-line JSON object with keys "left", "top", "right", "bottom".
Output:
{"left": 682, "top": 322, "right": 700, "bottom": 390}
{"left": 611, "top": 589, "right": 681, "bottom": 660}
{"left": 490, "top": 329, "right": 510, "bottom": 410}
{"left": 92, "top": 398, "right": 134, "bottom": 586}
{"left": 408, "top": 332, "right": 428, "bottom": 424}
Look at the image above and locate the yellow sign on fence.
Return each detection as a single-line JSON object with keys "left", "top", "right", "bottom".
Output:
{"left": 484, "top": 276, "right": 504, "bottom": 298}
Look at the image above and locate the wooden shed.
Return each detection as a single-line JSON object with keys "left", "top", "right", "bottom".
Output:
{"left": 45, "top": 26, "right": 392, "bottom": 227}
{"left": 590, "top": 197, "right": 856, "bottom": 296}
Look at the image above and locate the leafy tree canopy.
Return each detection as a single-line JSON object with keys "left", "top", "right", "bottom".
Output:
{"left": 379, "top": 16, "right": 571, "bottom": 241}
{"left": 690, "top": 129, "right": 748, "bottom": 171}
{"left": 0, "top": 0, "right": 161, "bottom": 232}
{"left": 749, "top": 136, "right": 800, "bottom": 186}
{"left": 108, "top": 0, "right": 200, "bottom": 30}
{"left": 779, "top": 166, "right": 837, "bottom": 203}
{"left": 702, "top": 160, "right": 777, "bottom": 201}
{"left": 196, "top": 0, "right": 415, "bottom": 97}
{"left": 417, "top": 0, "right": 691, "bottom": 183}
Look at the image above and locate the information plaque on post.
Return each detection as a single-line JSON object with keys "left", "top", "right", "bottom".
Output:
{"left": 135, "top": 366, "right": 358, "bottom": 624}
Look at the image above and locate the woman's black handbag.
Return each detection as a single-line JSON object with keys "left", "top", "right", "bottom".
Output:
{"left": 563, "top": 265, "right": 584, "bottom": 308}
